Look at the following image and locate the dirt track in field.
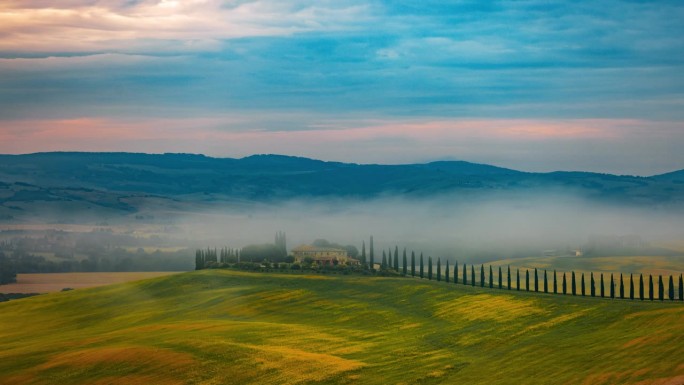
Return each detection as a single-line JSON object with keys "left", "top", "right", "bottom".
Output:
{"left": 0, "top": 272, "right": 181, "bottom": 293}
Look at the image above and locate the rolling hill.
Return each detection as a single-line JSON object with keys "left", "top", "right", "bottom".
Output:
{"left": 1, "top": 152, "right": 684, "bottom": 221}
{"left": 0, "top": 270, "right": 682, "bottom": 384}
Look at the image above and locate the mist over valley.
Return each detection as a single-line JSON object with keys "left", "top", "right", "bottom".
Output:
{"left": 1, "top": 152, "right": 683, "bottom": 267}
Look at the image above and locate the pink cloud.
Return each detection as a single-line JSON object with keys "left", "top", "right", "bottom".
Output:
{"left": 0, "top": 116, "right": 669, "bottom": 150}
{"left": 1, "top": 116, "right": 681, "bottom": 175}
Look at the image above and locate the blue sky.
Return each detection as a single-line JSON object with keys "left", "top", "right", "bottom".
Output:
{"left": 1, "top": 0, "right": 683, "bottom": 175}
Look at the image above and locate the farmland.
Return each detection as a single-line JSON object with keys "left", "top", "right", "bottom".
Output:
{"left": 489, "top": 255, "right": 684, "bottom": 281}
{"left": 0, "top": 272, "right": 180, "bottom": 294}
{"left": 0, "top": 269, "right": 682, "bottom": 384}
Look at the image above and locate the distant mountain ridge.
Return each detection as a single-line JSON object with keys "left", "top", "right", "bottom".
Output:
{"left": 0, "top": 152, "right": 683, "bottom": 218}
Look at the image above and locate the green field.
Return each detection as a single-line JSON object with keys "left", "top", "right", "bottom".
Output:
{"left": 1, "top": 270, "right": 683, "bottom": 384}
{"left": 489, "top": 255, "right": 684, "bottom": 283}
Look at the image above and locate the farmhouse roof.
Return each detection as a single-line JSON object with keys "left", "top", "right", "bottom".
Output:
{"left": 292, "top": 244, "right": 347, "bottom": 252}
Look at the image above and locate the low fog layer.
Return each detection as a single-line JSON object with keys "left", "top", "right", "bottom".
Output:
{"left": 172, "top": 192, "right": 684, "bottom": 262}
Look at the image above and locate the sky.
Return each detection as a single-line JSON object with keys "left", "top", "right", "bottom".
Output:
{"left": 0, "top": 0, "right": 683, "bottom": 175}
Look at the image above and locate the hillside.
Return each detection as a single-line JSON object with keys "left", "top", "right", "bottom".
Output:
{"left": 489, "top": 255, "right": 684, "bottom": 280}
{"left": 0, "top": 270, "right": 682, "bottom": 384}
{"left": 1, "top": 153, "right": 683, "bottom": 218}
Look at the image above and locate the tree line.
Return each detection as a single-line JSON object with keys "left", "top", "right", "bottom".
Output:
{"left": 194, "top": 234, "right": 684, "bottom": 301}
{"left": 0, "top": 249, "right": 193, "bottom": 278}
{"left": 357, "top": 236, "right": 683, "bottom": 301}
{"left": 415, "top": 262, "right": 683, "bottom": 302}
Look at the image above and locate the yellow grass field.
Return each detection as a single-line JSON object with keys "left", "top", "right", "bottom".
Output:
{"left": 0, "top": 272, "right": 180, "bottom": 293}
{"left": 0, "top": 269, "right": 682, "bottom": 384}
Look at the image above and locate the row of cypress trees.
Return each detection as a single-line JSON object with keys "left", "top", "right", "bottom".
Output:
{"left": 422, "top": 260, "right": 684, "bottom": 301}
{"left": 362, "top": 237, "right": 684, "bottom": 301}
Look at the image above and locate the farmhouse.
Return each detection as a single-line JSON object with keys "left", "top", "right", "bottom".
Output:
{"left": 291, "top": 244, "right": 360, "bottom": 266}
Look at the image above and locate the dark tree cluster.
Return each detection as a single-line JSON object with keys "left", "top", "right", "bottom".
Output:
{"left": 0, "top": 251, "right": 17, "bottom": 285}
{"left": 195, "top": 247, "right": 243, "bottom": 270}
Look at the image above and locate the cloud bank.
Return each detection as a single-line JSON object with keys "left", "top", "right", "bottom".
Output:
{"left": 1, "top": 0, "right": 683, "bottom": 174}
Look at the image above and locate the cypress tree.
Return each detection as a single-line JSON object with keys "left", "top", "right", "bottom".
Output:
{"left": 428, "top": 257, "right": 433, "bottom": 280}
{"left": 581, "top": 273, "right": 585, "bottom": 296}
{"left": 411, "top": 251, "right": 416, "bottom": 277}
{"left": 507, "top": 265, "right": 511, "bottom": 290}
{"left": 525, "top": 269, "right": 530, "bottom": 291}
{"left": 516, "top": 269, "right": 520, "bottom": 291}
{"left": 419, "top": 253, "right": 424, "bottom": 279}
{"left": 553, "top": 270, "right": 557, "bottom": 294}
{"left": 471, "top": 265, "right": 476, "bottom": 287}
{"left": 658, "top": 275, "right": 664, "bottom": 301}
{"left": 610, "top": 274, "right": 615, "bottom": 299}
{"left": 600, "top": 273, "right": 604, "bottom": 298}
{"left": 454, "top": 261, "right": 459, "bottom": 284}
{"left": 445, "top": 260, "right": 450, "bottom": 283}
{"left": 369, "top": 236, "right": 375, "bottom": 270}
{"left": 381, "top": 251, "right": 387, "bottom": 269}
{"left": 463, "top": 263, "right": 467, "bottom": 285}
{"left": 649, "top": 275, "right": 654, "bottom": 301}
{"left": 679, "top": 274, "right": 683, "bottom": 301}
{"left": 499, "top": 266, "right": 503, "bottom": 289}
{"left": 562, "top": 273, "right": 567, "bottom": 295}
{"left": 669, "top": 275, "right": 675, "bottom": 301}
{"left": 489, "top": 265, "right": 493, "bottom": 289}
{"left": 480, "top": 265, "right": 485, "bottom": 288}
{"left": 394, "top": 246, "right": 399, "bottom": 272}
{"left": 630, "top": 274, "right": 634, "bottom": 300}
{"left": 534, "top": 268, "right": 538, "bottom": 292}
{"left": 402, "top": 248, "right": 407, "bottom": 276}
{"left": 639, "top": 274, "right": 644, "bottom": 301}
{"left": 571, "top": 271, "right": 576, "bottom": 296}
{"left": 619, "top": 273, "right": 624, "bottom": 299}
{"left": 436, "top": 258, "right": 441, "bottom": 282}
{"left": 361, "top": 241, "right": 366, "bottom": 266}
{"left": 544, "top": 270, "right": 548, "bottom": 293}
{"left": 590, "top": 272, "right": 595, "bottom": 297}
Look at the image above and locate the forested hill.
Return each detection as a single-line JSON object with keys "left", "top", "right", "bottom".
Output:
{"left": 0, "top": 152, "right": 683, "bottom": 205}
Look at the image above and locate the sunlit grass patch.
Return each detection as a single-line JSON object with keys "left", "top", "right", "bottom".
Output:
{"left": 434, "top": 293, "right": 547, "bottom": 322}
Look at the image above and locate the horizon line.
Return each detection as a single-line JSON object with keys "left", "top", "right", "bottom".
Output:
{"left": 1, "top": 150, "right": 678, "bottom": 178}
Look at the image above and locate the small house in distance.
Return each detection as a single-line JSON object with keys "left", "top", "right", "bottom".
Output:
{"left": 292, "top": 244, "right": 360, "bottom": 266}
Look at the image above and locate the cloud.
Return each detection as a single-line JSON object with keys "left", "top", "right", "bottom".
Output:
{"left": 0, "top": 0, "right": 683, "bottom": 175}
{"left": 0, "top": 0, "right": 373, "bottom": 54}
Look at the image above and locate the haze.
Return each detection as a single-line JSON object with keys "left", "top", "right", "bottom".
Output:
{"left": 139, "top": 192, "right": 684, "bottom": 262}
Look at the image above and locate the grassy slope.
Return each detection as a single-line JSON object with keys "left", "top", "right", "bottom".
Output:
{"left": 0, "top": 270, "right": 682, "bottom": 385}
